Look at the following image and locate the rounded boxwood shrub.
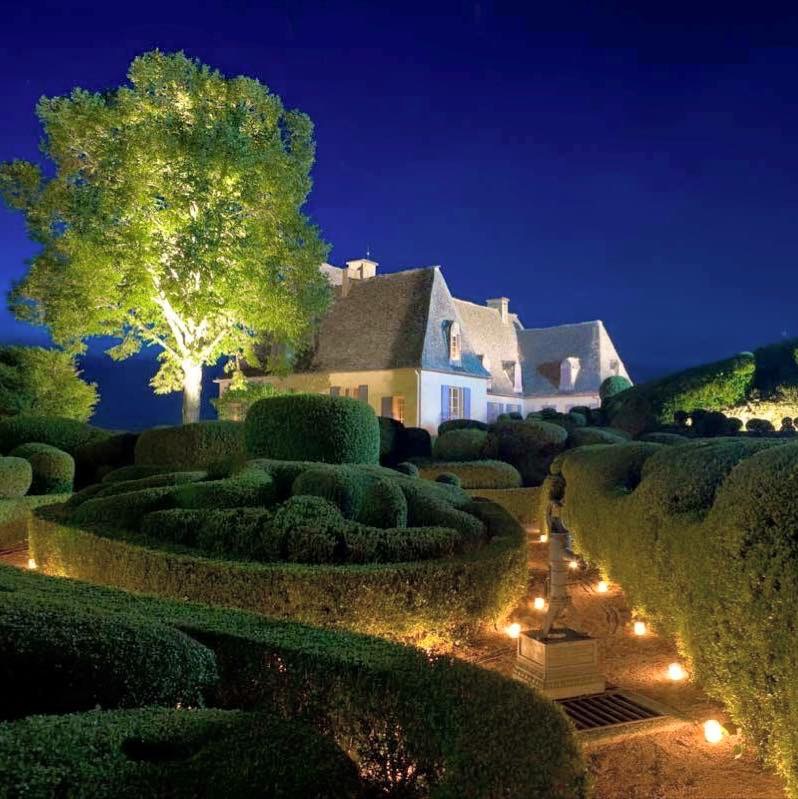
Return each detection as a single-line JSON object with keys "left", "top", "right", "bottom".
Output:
{"left": 638, "top": 431, "right": 689, "bottom": 445}
{"left": 174, "top": 469, "right": 276, "bottom": 510}
{"left": 246, "top": 394, "right": 380, "bottom": 464}
{"left": 432, "top": 428, "right": 487, "bottom": 461}
{"left": 378, "top": 416, "right": 404, "bottom": 465}
{"left": 0, "top": 456, "right": 32, "bottom": 498}
{"left": 359, "top": 478, "right": 408, "bottom": 528}
{"left": 135, "top": 421, "right": 246, "bottom": 470}
{"left": 0, "top": 594, "right": 217, "bottom": 720}
{"left": 419, "top": 460, "right": 522, "bottom": 489}
{"left": 0, "top": 415, "right": 108, "bottom": 455}
{"left": 73, "top": 486, "right": 178, "bottom": 530}
{"left": 599, "top": 375, "right": 633, "bottom": 401}
{"left": 395, "top": 461, "right": 419, "bottom": 477}
{"left": 436, "top": 472, "right": 462, "bottom": 487}
{"left": 0, "top": 709, "right": 361, "bottom": 799}
{"left": 483, "top": 420, "right": 568, "bottom": 486}
{"left": 746, "top": 417, "right": 776, "bottom": 436}
{"left": 437, "top": 419, "right": 489, "bottom": 436}
{"left": 9, "top": 442, "right": 75, "bottom": 494}
{"left": 103, "top": 464, "right": 175, "bottom": 483}
{"left": 567, "top": 426, "right": 629, "bottom": 448}
{"left": 292, "top": 466, "right": 365, "bottom": 519}
{"left": 398, "top": 426, "right": 432, "bottom": 460}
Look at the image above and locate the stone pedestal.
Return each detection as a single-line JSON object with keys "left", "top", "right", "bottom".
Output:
{"left": 513, "top": 628, "right": 605, "bottom": 700}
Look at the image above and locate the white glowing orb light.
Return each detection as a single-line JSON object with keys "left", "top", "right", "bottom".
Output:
{"left": 596, "top": 580, "right": 609, "bottom": 593}
{"left": 704, "top": 719, "right": 725, "bottom": 744}
{"left": 667, "top": 662, "right": 687, "bottom": 681}
{"left": 539, "top": 533, "right": 548, "bottom": 543}
{"left": 533, "top": 596, "right": 545, "bottom": 611}
{"left": 27, "top": 558, "right": 37, "bottom": 571}
{"left": 506, "top": 622, "right": 522, "bottom": 639}
{"left": 633, "top": 620, "right": 647, "bottom": 636}
{"left": 568, "top": 559, "right": 579, "bottom": 570}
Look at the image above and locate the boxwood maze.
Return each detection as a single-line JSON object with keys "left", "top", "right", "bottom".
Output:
{"left": 33, "top": 460, "right": 528, "bottom": 642}
{"left": 0, "top": 565, "right": 587, "bottom": 799}
{"left": 550, "top": 438, "right": 798, "bottom": 796}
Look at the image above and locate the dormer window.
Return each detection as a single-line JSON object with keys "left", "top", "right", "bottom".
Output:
{"left": 449, "top": 321, "right": 461, "bottom": 363}
{"left": 559, "top": 357, "right": 581, "bottom": 392}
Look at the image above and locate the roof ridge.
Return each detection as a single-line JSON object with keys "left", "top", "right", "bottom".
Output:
{"left": 520, "top": 319, "right": 602, "bottom": 333}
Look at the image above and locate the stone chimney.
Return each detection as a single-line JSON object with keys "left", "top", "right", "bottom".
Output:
{"left": 487, "top": 297, "right": 510, "bottom": 323}
{"left": 340, "top": 258, "right": 378, "bottom": 298}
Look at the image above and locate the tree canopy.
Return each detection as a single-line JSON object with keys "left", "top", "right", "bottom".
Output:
{"left": 0, "top": 346, "right": 98, "bottom": 422}
{"left": 0, "top": 50, "right": 330, "bottom": 422}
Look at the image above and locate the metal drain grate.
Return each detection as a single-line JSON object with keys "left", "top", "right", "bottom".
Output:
{"left": 557, "top": 692, "right": 663, "bottom": 731}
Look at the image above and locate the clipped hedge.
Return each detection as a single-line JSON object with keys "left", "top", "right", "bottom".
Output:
{"left": 32, "top": 498, "right": 523, "bottom": 644}
{"left": 433, "top": 428, "right": 488, "bottom": 461}
{"left": 174, "top": 468, "right": 276, "bottom": 510}
{"left": 437, "top": 419, "right": 489, "bottom": 436}
{"left": 638, "top": 431, "right": 689, "bottom": 446}
{"left": 0, "top": 564, "right": 585, "bottom": 798}
{"left": 135, "top": 421, "right": 246, "bottom": 470}
{"left": 0, "top": 457, "right": 32, "bottom": 499}
{"left": 567, "top": 426, "right": 629, "bottom": 448}
{"left": 9, "top": 442, "right": 74, "bottom": 494}
{"left": 74, "top": 431, "right": 138, "bottom": 489}
{"left": 0, "top": 708, "right": 361, "bottom": 798}
{"left": 73, "top": 486, "right": 178, "bottom": 530}
{"left": 483, "top": 420, "right": 568, "bottom": 486}
{"left": 467, "top": 486, "right": 542, "bottom": 526}
{"left": 0, "top": 593, "right": 217, "bottom": 720}
{"left": 419, "top": 460, "right": 522, "bottom": 489}
{"left": 555, "top": 438, "right": 798, "bottom": 795}
{"left": 0, "top": 415, "right": 108, "bottom": 455}
{"left": 245, "top": 393, "right": 380, "bottom": 464}
{"left": 103, "top": 464, "right": 175, "bottom": 483}
{"left": 0, "top": 494, "right": 69, "bottom": 552}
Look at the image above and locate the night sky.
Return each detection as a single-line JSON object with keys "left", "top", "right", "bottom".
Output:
{"left": 2, "top": 2, "right": 797, "bottom": 428}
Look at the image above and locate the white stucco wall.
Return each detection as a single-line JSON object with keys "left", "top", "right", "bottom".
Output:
{"left": 524, "top": 392, "right": 600, "bottom": 414}
{"left": 418, "top": 370, "right": 489, "bottom": 435}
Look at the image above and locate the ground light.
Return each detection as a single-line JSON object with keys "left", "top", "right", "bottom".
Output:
{"left": 667, "top": 662, "right": 687, "bottom": 681}
{"left": 533, "top": 596, "right": 545, "bottom": 611}
{"left": 505, "top": 622, "right": 522, "bottom": 639}
{"left": 596, "top": 580, "right": 609, "bottom": 593}
{"left": 704, "top": 719, "right": 725, "bottom": 744}
{"left": 568, "top": 559, "right": 579, "bottom": 570}
{"left": 539, "top": 533, "right": 548, "bottom": 543}
{"left": 633, "top": 620, "right": 647, "bottom": 636}
{"left": 27, "top": 558, "right": 37, "bottom": 570}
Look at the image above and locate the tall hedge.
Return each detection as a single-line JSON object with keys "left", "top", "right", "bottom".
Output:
{"left": 0, "top": 564, "right": 586, "bottom": 798}
{"left": 483, "top": 420, "right": 568, "bottom": 486}
{"left": 553, "top": 439, "right": 798, "bottom": 795}
{"left": 9, "top": 442, "right": 74, "bottom": 494}
{"left": 245, "top": 394, "right": 380, "bottom": 464}
{"left": 135, "top": 421, "right": 245, "bottom": 470}
{"left": 0, "top": 415, "right": 108, "bottom": 455}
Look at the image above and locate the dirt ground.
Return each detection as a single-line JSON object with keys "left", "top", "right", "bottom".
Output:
{"left": 454, "top": 534, "right": 787, "bottom": 799}
{"left": 1, "top": 525, "right": 787, "bottom": 798}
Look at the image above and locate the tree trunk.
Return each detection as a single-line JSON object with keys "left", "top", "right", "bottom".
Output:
{"left": 182, "top": 360, "right": 203, "bottom": 425}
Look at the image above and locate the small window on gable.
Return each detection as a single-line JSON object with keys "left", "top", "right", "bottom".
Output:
{"left": 559, "top": 357, "right": 581, "bottom": 392}
{"left": 449, "top": 321, "right": 461, "bottom": 363}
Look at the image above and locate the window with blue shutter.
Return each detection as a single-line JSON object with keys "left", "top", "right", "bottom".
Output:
{"left": 441, "top": 385, "right": 450, "bottom": 422}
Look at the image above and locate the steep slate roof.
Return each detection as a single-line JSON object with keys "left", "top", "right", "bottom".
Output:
{"left": 518, "top": 321, "right": 604, "bottom": 395}
{"left": 309, "top": 267, "right": 489, "bottom": 378}
{"left": 453, "top": 299, "right": 524, "bottom": 395}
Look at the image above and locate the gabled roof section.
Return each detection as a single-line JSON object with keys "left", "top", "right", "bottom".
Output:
{"left": 419, "top": 270, "right": 491, "bottom": 378}
{"left": 518, "top": 320, "right": 604, "bottom": 395}
{"left": 453, "top": 299, "right": 524, "bottom": 395}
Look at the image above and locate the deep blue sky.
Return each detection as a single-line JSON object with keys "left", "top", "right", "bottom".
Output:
{"left": 2, "top": 1, "right": 797, "bottom": 428}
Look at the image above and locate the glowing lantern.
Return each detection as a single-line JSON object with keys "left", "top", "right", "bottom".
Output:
{"left": 533, "top": 596, "right": 545, "bottom": 611}
{"left": 596, "top": 580, "right": 609, "bottom": 593}
{"left": 539, "top": 533, "right": 548, "bottom": 543}
{"left": 703, "top": 719, "right": 725, "bottom": 744}
{"left": 667, "top": 662, "right": 687, "bottom": 681}
{"left": 633, "top": 621, "right": 647, "bottom": 636}
{"left": 27, "top": 558, "right": 37, "bottom": 570}
{"left": 506, "top": 622, "right": 522, "bottom": 639}
{"left": 568, "top": 559, "right": 579, "bottom": 570}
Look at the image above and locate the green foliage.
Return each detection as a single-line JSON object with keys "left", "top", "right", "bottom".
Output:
{"left": 88, "top": 471, "right": 206, "bottom": 502}
{"left": 435, "top": 472, "right": 462, "bottom": 487}
{"left": 638, "top": 431, "right": 689, "bottom": 445}
{"left": 102, "top": 464, "right": 173, "bottom": 483}
{"left": 400, "top": 426, "right": 432, "bottom": 460}
{"left": 437, "top": 419, "right": 489, "bottom": 436}
{"left": 174, "top": 468, "right": 276, "bottom": 510}
{"left": 73, "top": 486, "right": 178, "bottom": 529}
{"left": 74, "top": 432, "right": 138, "bottom": 489}
{"left": 292, "top": 466, "right": 365, "bottom": 519}
{"left": 0, "top": 593, "right": 217, "bottom": 720}
{"left": 358, "top": 478, "right": 408, "bottom": 528}
{"left": 567, "top": 426, "right": 629, "bottom": 447}
{"left": 483, "top": 420, "right": 568, "bottom": 486}
{"left": 377, "top": 415, "right": 403, "bottom": 463}
{"left": 467, "top": 487, "right": 542, "bottom": 526}
{"left": 0, "top": 345, "right": 98, "bottom": 421}
{"left": 599, "top": 374, "right": 632, "bottom": 401}
{"left": 0, "top": 51, "right": 330, "bottom": 422}
{"left": 0, "top": 565, "right": 585, "bottom": 798}
{"left": 433, "top": 428, "right": 488, "bottom": 461}
{"left": 419, "top": 460, "right": 522, "bottom": 489}
{"left": 0, "top": 415, "right": 108, "bottom": 455}
{"left": 395, "top": 461, "right": 419, "bottom": 477}
{"left": 556, "top": 439, "right": 798, "bottom": 795}
{"left": 0, "top": 709, "right": 361, "bottom": 799}
{"left": 135, "top": 421, "right": 245, "bottom": 469}
{"left": 245, "top": 393, "right": 380, "bottom": 464}
{"left": 211, "top": 379, "right": 284, "bottom": 421}
{"left": 746, "top": 417, "right": 776, "bottom": 435}
{"left": 9, "top": 442, "right": 74, "bottom": 494}
{"left": 0, "top": 457, "right": 32, "bottom": 499}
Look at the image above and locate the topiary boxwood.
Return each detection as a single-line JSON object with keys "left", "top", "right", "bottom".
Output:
{"left": 245, "top": 394, "right": 380, "bottom": 464}
{"left": 174, "top": 469, "right": 276, "bottom": 510}
{"left": 135, "top": 421, "right": 246, "bottom": 470}
{"left": 419, "top": 460, "right": 522, "bottom": 489}
{"left": 483, "top": 420, "right": 568, "bottom": 486}
{"left": 9, "top": 442, "right": 75, "bottom": 494}
{"left": 599, "top": 375, "right": 632, "bottom": 401}
{"left": 74, "top": 432, "right": 138, "bottom": 489}
{"left": 567, "top": 426, "right": 629, "bottom": 448}
{"left": 437, "top": 419, "right": 489, "bottom": 436}
{"left": 0, "top": 457, "right": 32, "bottom": 499}
{"left": 433, "top": 428, "right": 488, "bottom": 461}
{"left": 0, "top": 415, "right": 108, "bottom": 455}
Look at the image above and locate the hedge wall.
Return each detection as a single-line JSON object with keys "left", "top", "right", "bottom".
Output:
{"left": 419, "top": 460, "right": 522, "bottom": 489}
{"left": 553, "top": 438, "right": 798, "bottom": 796}
{"left": 135, "top": 421, "right": 245, "bottom": 470}
{"left": 245, "top": 394, "right": 380, "bottom": 464}
{"left": 31, "top": 499, "right": 526, "bottom": 645}
{"left": 0, "top": 709, "right": 361, "bottom": 799}
{"left": 467, "top": 487, "right": 542, "bottom": 527}
{"left": 0, "top": 564, "right": 587, "bottom": 798}
{"left": 0, "top": 415, "right": 109, "bottom": 455}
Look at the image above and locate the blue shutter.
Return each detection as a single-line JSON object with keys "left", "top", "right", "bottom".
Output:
{"left": 441, "top": 385, "right": 450, "bottom": 422}
{"left": 463, "top": 387, "right": 471, "bottom": 419}
{"left": 358, "top": 385, "right": 368, "bottom": 403}
{"left": 381, "top": 396, "right": 393, "bottom": 418}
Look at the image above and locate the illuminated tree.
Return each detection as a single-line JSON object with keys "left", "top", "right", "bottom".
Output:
{"left": 0, "top": 51, "right": 329, "bottom": 423}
